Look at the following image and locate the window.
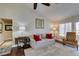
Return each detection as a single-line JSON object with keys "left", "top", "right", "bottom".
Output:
{"left": 59, "top": 23, "right": 72, "bottom": 36}
{"left": 59, "top": 24, "right": 65, "bottom": 36}
{"left": 65, "top": 23, "right": 72, "bottom": 32}
{"left": 76, "top": 22, "right": 79, "bottom": 41}
{"left": 76, "top": 22, "right": 79, "bottom": 35}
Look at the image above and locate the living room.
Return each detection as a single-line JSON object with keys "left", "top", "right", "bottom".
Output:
{"left": 0, "top": 3, "right": 79, "bottom": 56}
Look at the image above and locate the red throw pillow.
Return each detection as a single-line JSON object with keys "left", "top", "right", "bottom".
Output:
{"left": 46, "top": 33, "right": 53, "bottom": 39}
{"left": 33, "top": 35, "right": 41, "bottom": 41}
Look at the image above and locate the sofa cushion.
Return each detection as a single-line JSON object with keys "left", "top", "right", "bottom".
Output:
{"left": 46, "top": 33, "right": 53, "bottom": 39}
{"left": 40, "top": 34, "right": 46, "bottom": 39}
{"left": 33, "top": 35, "right": 41, "bottom": 41}
{"left": 31, "top": 38, "right": 55, "bottom": 48}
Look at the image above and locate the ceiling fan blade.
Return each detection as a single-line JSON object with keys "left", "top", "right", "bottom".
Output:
{"left": 34, "top": 3, "right": 37, "bottom": 10}
{"left": 42, "top": 3, "right": 50, "bottom": 6}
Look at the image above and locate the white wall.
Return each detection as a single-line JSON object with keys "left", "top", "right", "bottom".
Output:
{"left": 13, "top": 18, "right": 51, "bottom": 36}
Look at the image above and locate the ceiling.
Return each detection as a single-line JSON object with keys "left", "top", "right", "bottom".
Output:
{"left": 0, "top": 3, "right": 79, "bottom": 25}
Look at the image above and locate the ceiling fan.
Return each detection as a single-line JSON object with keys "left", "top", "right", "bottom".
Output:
{"left": 34, "top": 3, "right": 50, "bottom": 10}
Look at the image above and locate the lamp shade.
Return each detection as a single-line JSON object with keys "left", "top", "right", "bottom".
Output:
{"left": 52, "top": 27, "right": 56, "bottom": 31}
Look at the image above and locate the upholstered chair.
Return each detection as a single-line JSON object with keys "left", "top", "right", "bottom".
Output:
{"left": 63, "top": 32, "right": 78, "bottom": 50}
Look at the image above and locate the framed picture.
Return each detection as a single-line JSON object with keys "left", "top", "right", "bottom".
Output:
{"left": 35, "top": 18, "right": 44, "bottom": 29}
{"left": 5, "top": 25, "right": 12, "bottom": 31}
{"left": 0, "top": 22, "right": 3, "bottom": 33}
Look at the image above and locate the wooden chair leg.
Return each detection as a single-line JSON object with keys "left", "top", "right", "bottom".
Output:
{"left": 77, "top": 45, "right": 78, "bottom": 51}
{"left": 63, "top": 42, "right": 65, "bottom": 46}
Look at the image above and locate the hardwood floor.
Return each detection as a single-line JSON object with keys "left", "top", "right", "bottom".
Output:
{"left": 11, "top": 47, "right": 25, "bottom": 56}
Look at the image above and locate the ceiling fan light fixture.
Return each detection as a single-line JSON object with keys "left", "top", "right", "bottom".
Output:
{"left": 33, "top": 3, "right": 50, "bottom": 10}
{"left": 42, "top": 3, "right": 50, "bottom": 6}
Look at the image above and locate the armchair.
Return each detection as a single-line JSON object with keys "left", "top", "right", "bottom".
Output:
{"left": 63, "top": 32, "right": 78, "bottom": 50}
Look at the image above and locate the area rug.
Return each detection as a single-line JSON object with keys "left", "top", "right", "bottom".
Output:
{"left": 24, "top": 43, "right": 79, "bottom": 56}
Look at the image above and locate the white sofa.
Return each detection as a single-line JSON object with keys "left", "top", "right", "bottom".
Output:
{"left": 30, "top": 34, "right": 55, "bottom": 48}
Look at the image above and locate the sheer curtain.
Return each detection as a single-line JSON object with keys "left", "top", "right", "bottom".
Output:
{"left": 59, "top": 24, "right": 65, "bottom": 36}
{"left": 59, "top": 23, "right": 72, "bottom": 37}
{"left": 76, "top": 22, "right": 79, "bottom": 41}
